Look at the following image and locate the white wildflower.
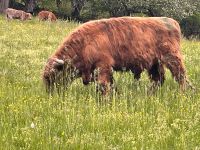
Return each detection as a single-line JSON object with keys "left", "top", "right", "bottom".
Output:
{"left": 31, "top": 122, "right": 35, "bottom": 128}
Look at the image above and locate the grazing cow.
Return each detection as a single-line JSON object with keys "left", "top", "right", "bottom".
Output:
{"left": 43, "top": 17, "right": 188, "bottom": 95}
{"left": 38, "top": 11, "right": 57, "bottom": 21}
{"left": 5, "top": 8, "right": 32, "bottom": 21}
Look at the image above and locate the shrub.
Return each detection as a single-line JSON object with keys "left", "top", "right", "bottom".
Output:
{"left": 180, "top": 13, "right": 200, "bottom": 39}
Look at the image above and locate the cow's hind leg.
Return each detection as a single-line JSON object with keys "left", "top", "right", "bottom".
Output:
{"left": 162, "top": 54, "right": 186, "bottom": 91}
{"left": 148, "top": 61, "right": 165, "bottom": 85}
{"left": 148, "top": 61, "right": 165, "bottom": 93}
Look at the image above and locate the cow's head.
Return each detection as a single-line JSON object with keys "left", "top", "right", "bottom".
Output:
{"left": 43, "top": 57, "right": 79, "bottom": 94}
{"left": 26, "top": 13, "right": 32, "bottom": 20}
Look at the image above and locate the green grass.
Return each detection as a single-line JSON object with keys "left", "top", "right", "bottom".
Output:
{"left": 0, "top": 16, "right": 200, "bottom": 150}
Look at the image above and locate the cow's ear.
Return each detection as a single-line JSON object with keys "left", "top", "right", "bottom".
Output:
{"left": 54, "top": 58, "right": 64, "bottom": 71}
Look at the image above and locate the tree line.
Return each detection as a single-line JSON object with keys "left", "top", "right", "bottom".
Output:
{"left": 0, "top": 0, "right": 200, "bottom": 38}
{"left": 0, "top": 0, "right": 199, "bottom": 21}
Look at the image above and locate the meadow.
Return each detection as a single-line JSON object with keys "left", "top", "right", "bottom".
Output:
{"left": 0, "top": 16, "right": 200, "bottom": 150}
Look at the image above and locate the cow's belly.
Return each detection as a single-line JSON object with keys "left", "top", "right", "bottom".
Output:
{"left": 112, "top": 49, "right": 157, "bottom": 72}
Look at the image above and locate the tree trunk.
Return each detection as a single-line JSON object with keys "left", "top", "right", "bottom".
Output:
{"left": 9, "top": 0, "right": 14, "bottom": 8}
{"left": 0, "top": 0, "right": 9, "bottom": 13}
{"left": 71, "top": 0, "right": 85, "bottom": 21}
{"left": 25, "top": 0, "right": 36, "bottom": 13}
{"left": 56, "top": 0, "right": 61, "bottom": 13}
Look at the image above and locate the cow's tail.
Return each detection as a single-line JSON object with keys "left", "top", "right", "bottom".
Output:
{"left": 186, "top": 78, "right": 196, "bottom": 91}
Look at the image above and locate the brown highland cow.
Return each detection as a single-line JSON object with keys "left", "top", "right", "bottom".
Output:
{"left": 5, "top": 8, "right": 32, "bottom": 21}
{"left": 38, "top": 11, "right": 57, "bottom": 21}
{"left": 43, "top": 17, "right": 190, "bottom": 95}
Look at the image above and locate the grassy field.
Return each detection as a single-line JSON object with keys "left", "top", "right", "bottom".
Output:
{"left": 0, "top": 16, "right": 200, "bottom": 150}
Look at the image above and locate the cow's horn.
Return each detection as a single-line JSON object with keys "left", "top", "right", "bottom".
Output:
{"left": 55, "top": 58, "right": 64, "bottom": 64}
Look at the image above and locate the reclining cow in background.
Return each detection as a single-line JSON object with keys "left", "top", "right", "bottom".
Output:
{"left": 38, "top": 11, "right": 57, "bottom": 22}
{"left": 5, "top": 8, "right": 32, "bottom": 21}
{"left": 43, "top": 17, "right": 191, "bottom": 95}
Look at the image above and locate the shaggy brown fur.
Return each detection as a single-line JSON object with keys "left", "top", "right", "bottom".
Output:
{"left": 5, "top": 8, "right": 32, "bottom": 21}
{"left": 38, "top": 11, "right": 57, "bottom": 21}
{"left": 43, "top": 17, "right": 187, "bottom": 95}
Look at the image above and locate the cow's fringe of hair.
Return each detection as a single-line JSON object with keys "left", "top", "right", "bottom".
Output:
{"left": 49, "top": 62, "right": 79, "bottom": 98}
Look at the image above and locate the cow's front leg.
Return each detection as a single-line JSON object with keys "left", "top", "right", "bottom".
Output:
{"left": 82, "top": 69, "right": 92, "bottom": 85}
{"left": 95, "top": 64, "right": 113, "bottom": 95}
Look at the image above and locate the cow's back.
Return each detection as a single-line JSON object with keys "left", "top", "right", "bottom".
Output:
{"left": 5, "top": 8, "right": 24, "bottom": 19}
{"left": 78, "top": 17, "right": 180, "bottom": 52}
{"left": 75, "top": 17, "right": 180, "bottom": 65}
{"left": 38, "top": 11, "right": 57, "bottom": 21}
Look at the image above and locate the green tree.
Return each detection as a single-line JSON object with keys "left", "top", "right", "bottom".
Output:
{"left": 24, "top": 0, "right": 37, "bottom": 12}
{"left": 81, "top": 0, "right": 200, "bottom": 21}
{"left": 71, "top": 0, "right": 85, "bottom": 20}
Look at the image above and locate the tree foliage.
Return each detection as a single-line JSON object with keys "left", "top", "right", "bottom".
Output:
{"left": 80, "top": 0, "right": 200, "bottom": 21}
{"left": 180, "top": 13, "right": 200, "bottom": 39}
{"left": 23, "top": 0, "right": 37, "bottom": 12}
{"left": 71, "top": 0, "right": 85, "bottom": 20}
{"left": 3, "top": 0, "right": 200, "bottom": 21}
